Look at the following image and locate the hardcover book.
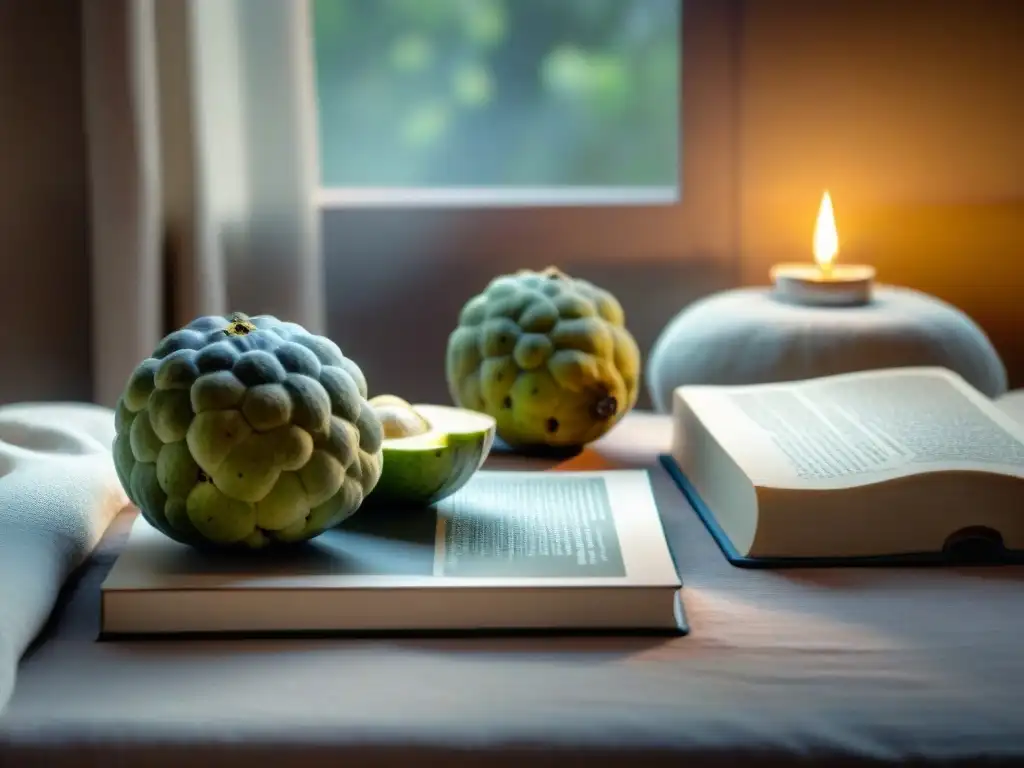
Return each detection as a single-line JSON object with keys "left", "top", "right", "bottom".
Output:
{"left": 661, "top": 366, "right": 1024, "bottom": 567}
{"left": 100, "top": 469, "right": 685, "bottom": 636}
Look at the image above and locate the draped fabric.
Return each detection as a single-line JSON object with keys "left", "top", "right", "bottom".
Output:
{"left": 82, "top": 0, "right": 324, "bottom": 407}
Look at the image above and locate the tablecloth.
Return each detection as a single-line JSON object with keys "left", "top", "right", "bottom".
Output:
{"left": 3, "top": 412, "right": 1024, "bottom": 767}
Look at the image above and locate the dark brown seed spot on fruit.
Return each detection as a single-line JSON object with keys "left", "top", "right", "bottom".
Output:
{"left": 593, "top": 396, "right": 618, "bottom": 419}
{"left": 546, "top": 418, "right": 559, "bottom": 433}
{"left": 502, "top": 396, "right": 512, "bottom": 409}
{"left": 531, "top": 388, "right": 538, "bottom": 395}
{"left": 237, "top": 473, "right": 243, "bottom": 478}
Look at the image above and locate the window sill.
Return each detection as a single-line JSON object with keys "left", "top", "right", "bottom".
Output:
{"left": 315, "top": 186, "right": 679, "bottom": 210}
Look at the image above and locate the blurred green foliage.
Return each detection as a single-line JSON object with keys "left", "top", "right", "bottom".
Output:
{"left": 312, "top": 0, "right": 680, "bottom": 187}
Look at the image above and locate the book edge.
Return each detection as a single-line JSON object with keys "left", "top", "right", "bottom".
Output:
{"left": 658, "top": 453, "right": 1024, "bottom": 569}
{"left": 98, "top": 581, "right": 686, "bottom": 637}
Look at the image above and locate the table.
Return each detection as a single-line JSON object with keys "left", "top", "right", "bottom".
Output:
{"left": 3, "top": 412, "right": 1024, "bottom": 767}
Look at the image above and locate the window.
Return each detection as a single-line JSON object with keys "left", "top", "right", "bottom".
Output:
{"left": 306, "top": 0, "right": 740, "bottom": 258}
{"left": 312, "top": 0, "right": 680, "bottom": 202}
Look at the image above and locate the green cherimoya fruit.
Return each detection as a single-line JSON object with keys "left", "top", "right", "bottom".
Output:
{"left": 112, "top": 312, "right": 384, "bottom": 550}
{"left": 361, "top": 395, "right": 495, "bottom": 508}
{"left": 446, "top": 266, "right": 640, "bottom": 449}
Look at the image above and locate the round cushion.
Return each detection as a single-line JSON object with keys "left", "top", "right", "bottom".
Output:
{"left": 647, "top": 285, "right": 1007, "bottom": 413}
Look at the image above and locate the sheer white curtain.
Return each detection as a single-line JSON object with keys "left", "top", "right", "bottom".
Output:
{"left": 82, "top": 0, "right": 323, "bottom": 407}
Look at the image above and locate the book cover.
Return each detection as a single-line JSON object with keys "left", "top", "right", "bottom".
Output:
{"left": 101, "top": 469, "right": 686, "bottom": 636}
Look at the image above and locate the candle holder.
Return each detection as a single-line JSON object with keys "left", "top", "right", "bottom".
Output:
{"left": 770, "top": 263, "right": 876, "bottom": 307}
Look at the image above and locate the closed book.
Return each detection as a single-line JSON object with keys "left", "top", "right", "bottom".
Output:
{"left": 100, "top": 469, "right": 685, "bottom": 637}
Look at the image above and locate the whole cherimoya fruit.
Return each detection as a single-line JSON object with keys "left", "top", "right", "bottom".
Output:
{"left": 446, "top": 267, "right": 641, "bottom": 449}
{"left": 112, "top": 313, "right": 383, "bottom": 550}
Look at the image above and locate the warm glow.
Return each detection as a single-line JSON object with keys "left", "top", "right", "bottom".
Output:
{"left": 813, "top": 190, "right": 839, "bottom": 270}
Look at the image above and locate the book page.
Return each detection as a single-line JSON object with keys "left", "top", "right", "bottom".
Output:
{"left": 434, "top": 474, "right": 627, "bottom": 578}
{"left": 721, "top": 371, "right": 1024, "bottom": 483}
{"left": 104, "top": 470, "right": 676, "bottom": 592}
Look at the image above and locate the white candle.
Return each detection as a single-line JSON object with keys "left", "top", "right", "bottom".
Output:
{"left": 771, "top": 191, "right": 875, "bottom": 307}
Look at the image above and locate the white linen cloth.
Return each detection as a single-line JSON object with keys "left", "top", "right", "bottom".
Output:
{"left": 0, "top": 403, "right": 128, "bottom": 712}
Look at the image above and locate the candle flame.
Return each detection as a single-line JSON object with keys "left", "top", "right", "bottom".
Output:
{"left": 813, "top": 190, "right": 839, "bottom": 270}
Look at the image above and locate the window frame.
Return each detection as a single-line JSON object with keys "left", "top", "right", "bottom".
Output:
{"left": 306, "top": 0, "right": 743, "bottom": 270}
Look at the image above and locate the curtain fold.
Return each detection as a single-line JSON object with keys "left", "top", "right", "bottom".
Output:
{"left": 82, "top": 0, "right": 323, "bottom": 408}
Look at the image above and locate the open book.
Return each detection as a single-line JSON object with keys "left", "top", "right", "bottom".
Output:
{"left": 660, "top": 367, "right": 1024, "bottom": 567}
{"left": 100, "top": 469, "right": 685, "bottom": 637}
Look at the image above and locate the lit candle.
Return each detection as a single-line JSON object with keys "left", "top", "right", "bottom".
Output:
{"left": 770, "top": 191, "right": 876, "bottom": 306}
